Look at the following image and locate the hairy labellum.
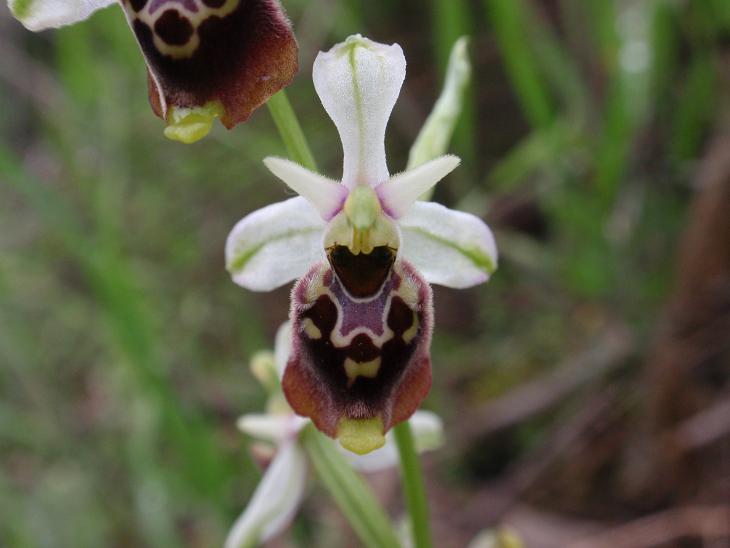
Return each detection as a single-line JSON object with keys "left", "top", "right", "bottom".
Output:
{"left": 119, "top": 0, "right": 298, "bottom": 128}
{"left": 283, "top": 258, "right": 433, "bottom": 453}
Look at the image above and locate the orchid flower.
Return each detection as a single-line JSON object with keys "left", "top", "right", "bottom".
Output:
{"left": 225, "top": 322, "right": 443, "bottom": 548}
{"left": 226, "top": 34, "right": 497, "bottom": 455}
{"left": 8, "top": 0, "right": 297, "bottom": 142}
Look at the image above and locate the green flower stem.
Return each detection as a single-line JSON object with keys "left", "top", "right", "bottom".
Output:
{"left": 393, "top": 421, "right": 432, "bottom": 548}
{"left": 266, "top": 90, "right": 318, "bottom": 171}
{"left": 300, "top": 425, "right": 400, "bottom": 548}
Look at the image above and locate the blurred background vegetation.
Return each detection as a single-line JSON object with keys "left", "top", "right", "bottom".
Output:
{"left": 1, "top": 0, "right": 729, "bottom": 546}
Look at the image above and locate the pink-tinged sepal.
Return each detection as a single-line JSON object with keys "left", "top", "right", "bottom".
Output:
{"left": 282, "top": 259, "right": 433, "bottom": 453}
{"left": 121, "top": 0, "right": 297, "bottom": 129}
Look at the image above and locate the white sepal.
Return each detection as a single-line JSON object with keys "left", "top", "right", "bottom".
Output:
{"left": 263, "top": 157, "right": 348, "bottom": 220}
{"left": 225, "top": 197, "right": 326, "bottom": 291}
{"left": 9, "top": 0, "right": 115, "bottom": 30}
{"left": 345, "top": 438, "right": 399, "bottom": 473}
{"left": 224, "top": 440, "right": 308, "bottom": 548}
{"left": 237, "top": 413, "right": 307, "bottom": 443}
{"left": 399, "top": 201, "right": 497, "bottom": 288}
{"left": 273, "top": 321, "right": 293, "bottom": 380}
{"left": 409, "top": 410, "right": 444, "bottom": 452}
{"left": 313, "top": 35, "right": 406, "bottom": 189}
{"left": 377, "top": 155, "right": 460, "bottom": 218}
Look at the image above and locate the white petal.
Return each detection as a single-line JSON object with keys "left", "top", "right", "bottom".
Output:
{"left": 273, "top": 321, "right": 293, "bottom": 379}
{"left": 346, "top": 411, "right": 444, "bottom": 473}
{"left": 399, "top": 201, "right": 497, "bottom": 288}
{"left": 237, "top": 413, "right": 307, "bottom": 443}
{"left": 346, "top": 441, "right": 399, "bottom": 473}
{"left": 377, "top": 155, "right": 460, "bottom": 218}
{"left": 9, "top": 0, "right": 115, "bottom": 30}
{"left": 224, "top": 441, "right": 308, "bottom": 548}
{"left": 225, "top": 197, "right": 326, "bottom": 291}
{"left": 409, "top": 411, "right": 444, "bottom": 452}
{"left": 237, "top": 414, "right": 289, "bottom": 442}
{"left": 263, "top": 157, "right": 348, "bottom": 221}
{"left": 313, "top": 35, "right": 406, "bottom": 188}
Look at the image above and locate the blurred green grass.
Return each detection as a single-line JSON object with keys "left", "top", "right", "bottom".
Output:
{"left": 1, "top": 0, "right": 728, "bottom": 545}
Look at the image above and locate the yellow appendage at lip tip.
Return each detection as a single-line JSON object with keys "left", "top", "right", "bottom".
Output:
{"left": 336, "top": 417, "right": 386, "bottom": 455}
{"left": 163, "top": 101, "right": 224, "bottom": 144}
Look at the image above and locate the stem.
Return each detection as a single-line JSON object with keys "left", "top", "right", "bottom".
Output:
{"left": 300, "top": 425, "right": 400, "bottom": 548}
{"left": 393, "top": 421, "right": 433, "bottom": 548}
{"left": 266, "top": 90, "right": 318, "bottom": 171}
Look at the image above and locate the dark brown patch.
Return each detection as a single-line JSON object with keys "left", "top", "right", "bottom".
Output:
{"left": 327, "top": 245, "right": 395, "bottom": 298}
{"left": 129, "top": 0, "right": 147, "bottom": 12}
{"left": 202, "top": 0, "right": 225, "bottom": 7}
{"left": 387, "top": 297, "right": 415, "bottom": 336}
{"left": 347, "top": 334, "right": 381, "bottom": 363}
{"left": 307, "top": 295, "right": 338, "bottom": 336}
{"left": 154, "top": 10, "right": 195, "bottom": 46}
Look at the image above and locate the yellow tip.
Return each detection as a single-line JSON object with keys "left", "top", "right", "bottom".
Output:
{"left": 497, "top": 528, "right": 525, "bottom": 548}
{"left": 337, "top": 417, "right": 386, "bottom": 455}
{"left": 163, "top": 101, "right": 223, "bottom": 144}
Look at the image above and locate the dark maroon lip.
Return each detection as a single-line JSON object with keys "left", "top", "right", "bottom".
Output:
{"left": 283, "top": 260, "right": 433, "bottom": 439}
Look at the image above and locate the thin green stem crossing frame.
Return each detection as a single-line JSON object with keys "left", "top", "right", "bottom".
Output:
{"left": 393, "top": 421, "right": 433, "bottom": 548}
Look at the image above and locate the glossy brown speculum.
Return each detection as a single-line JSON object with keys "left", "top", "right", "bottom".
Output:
{"left": 327, "top": 245, "right": 396, "bottom": 298}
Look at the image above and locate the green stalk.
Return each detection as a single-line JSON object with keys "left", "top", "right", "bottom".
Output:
{"left": 300, "top": 426, "right": 400, "bottom": 548}
{"left": 393, "top": 421, "right": 432, "bottom": 548}
{"left": 485, "top": 0, "right": 553, "bottom": 129}
{"left": 266, "top": 90, "right": 318, "bottom": 171}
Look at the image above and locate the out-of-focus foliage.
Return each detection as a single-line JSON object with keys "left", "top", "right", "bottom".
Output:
{"left": 1, "top": 0, "right": 729, "bottom": 546}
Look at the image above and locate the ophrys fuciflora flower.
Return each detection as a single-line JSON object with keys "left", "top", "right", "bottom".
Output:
{"left": 226, "top": 35, "right": 497, "bottom": 454}
{"left": 8, "top": 0, "right": 297, "bottom": 142}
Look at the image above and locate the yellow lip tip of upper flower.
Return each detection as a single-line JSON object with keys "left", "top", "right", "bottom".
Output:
{"left": 163, "top": 101, "right": 224, "bottom": 144}
{"left": 336, "top": 417, "right": 386, "bottom": 455}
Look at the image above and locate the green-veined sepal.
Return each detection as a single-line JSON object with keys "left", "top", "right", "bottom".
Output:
{"left": 399, "top": 201, "right": 497, "bottom": 288}
{"left": 225, "top": 197, "right": 326, "bottom": 291}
